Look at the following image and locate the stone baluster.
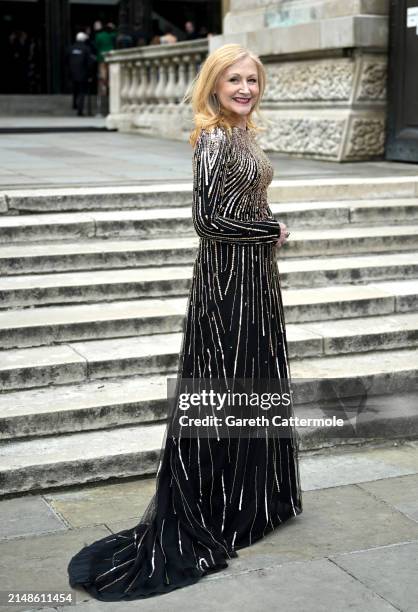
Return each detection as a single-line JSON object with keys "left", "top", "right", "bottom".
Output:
{"left": 155, "top": 57, "right": 169, "bottom": 104}
{"left": 120, "top": 62, "right": 131, "bottom": 109}
{"left": 165, "top": 57, "right": 177, "bottom": 104}
{"left": 146, "top": 60, "right": 159, "bottom": 104}
{"left": 194, "top": 53, "right": 204, "bottom": 75}
{"left": 161, "top": 58, "right": 171, "bottom": 104}
{"left": 136, "top": 61, "right": 148, "bottom": 106}
{"left": 186, "top": 55, "right": 197, "bottom": 93}
{"left": 108, "top": 62, "right": 121, "bottom": 115}
{"left": 128, "top": 61, "right": 138, "bottom": 107}
{"left": 153, "top": 58, "right": 163, "bottom": 103}
{"left": 176, "top": 55, "right": 188, "bottom": 102}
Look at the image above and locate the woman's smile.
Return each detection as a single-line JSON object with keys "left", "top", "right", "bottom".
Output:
{"left": 233, "top": 97, "right": 252, "bottom": 105}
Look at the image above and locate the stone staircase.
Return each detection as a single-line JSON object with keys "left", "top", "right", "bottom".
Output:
{"left": 0, "top": 178, "right": 417, "bottom": 497}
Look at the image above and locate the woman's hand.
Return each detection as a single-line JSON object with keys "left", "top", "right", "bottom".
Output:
{"left": 275, "top": 222, "right": 290, "bottom": 248}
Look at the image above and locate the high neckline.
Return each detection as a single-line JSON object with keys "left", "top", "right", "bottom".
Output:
{"left": 232, "top": 126, "right": 250, "bottom": 136}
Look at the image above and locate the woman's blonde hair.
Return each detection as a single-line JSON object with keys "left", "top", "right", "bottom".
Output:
{"left": 183, "top": 43, "right": 266, "bottom": 147}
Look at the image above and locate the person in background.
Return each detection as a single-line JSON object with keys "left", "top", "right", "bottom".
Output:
{"left": 132, "top": 22, "right": 148, "bottom": 46}
{"left": 92, "top": 18, "right": 102, "bottom": 57}
{"left": 84, "top": 25, "right": 96, "bottom": 55}
{"left": 160, "top": 26, "right": 178, "bottom": 44}
{"left": 107, "top": 22, "right": 117, "bottom": 45}
{"left": 67, "top": 32, "right": 95, "bottom": 116}
{"left": 94, "top": 22, "right": 116, "bottom": 113}
{"left": 149, "top": 32, "right": 161, "bottom": 45}
{"left": 149, "top": 19, "right": 162, "bottom": 45}
{"left": 115, "top": 25, "right": 134, "bottom": 49}
{"left": 184, "top": 20, "right": 199, "bottom": 40}
{"left": 82, "top": 25, "right": 98, "bottom": 115}
{"left": 198, "top": 25, "right": 209, "bottom": 38}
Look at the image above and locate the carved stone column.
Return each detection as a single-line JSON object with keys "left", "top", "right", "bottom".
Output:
{"left": 44, "top": 0, "right": 70, "bottom": 94}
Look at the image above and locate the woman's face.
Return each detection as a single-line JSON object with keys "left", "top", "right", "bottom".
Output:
{"left": 214, "top": 56, "right": 260, "bottom": 124}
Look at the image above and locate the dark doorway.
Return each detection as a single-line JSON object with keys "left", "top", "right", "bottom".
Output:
{"left": 152, "top": 0, "right": 221, "bottom": 39}
{"left": 386, "top": 0, "right": 418, "bottom": 162}
{"left": 0, "top": 0, "right": 45, "bottom": 93}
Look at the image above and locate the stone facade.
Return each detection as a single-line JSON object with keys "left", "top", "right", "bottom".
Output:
{"left": 106, "top": 0, "right": 390, "bottom": 161}
{"left": 254, "top": 53, "right": 387, "bottom": 160}
{"left": 263, "top": 59, "right": 354, "bottom": 102}
{"left": 210, "top": 0, "right": 389, "bottom": 161}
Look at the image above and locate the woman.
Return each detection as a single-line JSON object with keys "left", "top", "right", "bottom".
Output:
{"left": 67, "top": 43, "right": 303, "bottom": 601}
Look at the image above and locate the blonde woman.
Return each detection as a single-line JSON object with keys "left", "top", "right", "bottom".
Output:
{"left": 68, "top": 43, "right": 303, "bottom": 601}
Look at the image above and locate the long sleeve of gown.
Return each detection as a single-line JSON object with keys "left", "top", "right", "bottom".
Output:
{"left": 192, "top": 128, "right": 282, "bottom": 244}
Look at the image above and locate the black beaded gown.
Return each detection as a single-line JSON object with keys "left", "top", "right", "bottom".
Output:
{"left": 67, "top": 125, "right": 303, "bottom": 600}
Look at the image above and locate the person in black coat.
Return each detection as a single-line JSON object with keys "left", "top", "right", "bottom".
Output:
{"left": 67, "top": 32, "right": 95, "bottom": 116}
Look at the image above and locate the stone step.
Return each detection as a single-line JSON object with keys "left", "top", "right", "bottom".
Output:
{"left": 1, "top": 202, "right": 418, "bottom": 243}
{"left": 0, "top": 294, "right": 417, "bottom": 389}
{"left": 320, "top": 198, "right": 418, "bottom": 224}
{"left": 0, "top": 346, "right": 416, "bottom": 495}
{"left": 3, "top": 184, "right": 193, "bottom": 214}
{"left": 0, "top": 281, "right": 417, "bottom": 349}
{"left": 269, "top": 176, "right": 418, "bottom": 204}
{"left": 296, "top": 390, "right": 418, "bottom": 451}
{"left": 0, "top": 346, "right": 417, "bottom": 442}
{"left": 1, "top": 252, "right": 417, "bottom": 307}
{"left": 0, "top": 421, "right": 164, "bottom": 495}
{"left": 0, "top": 238, "right": 198, "bottom": 276}
{"left": 288, "top": 225, "right": 418, "bottom": 257}
{"left": 3, "top": 176, "right": 418, "bottom": 214}
{"left": 0, "top": 374, "right": 170, "bottom": 440}
{"left": 0, "top": 225, "right": 417, "bottom": 279}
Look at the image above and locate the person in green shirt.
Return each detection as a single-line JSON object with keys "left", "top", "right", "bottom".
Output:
{"left": 95, "top": 23, "right": 116, "bottom": 100}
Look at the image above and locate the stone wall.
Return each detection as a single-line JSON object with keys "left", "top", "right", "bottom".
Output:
{"left": 106, "top": 0, "right": 390, "bottom": 161}
{"left": 209, "top": 0, "right": 389, "bottom": 160}
{"left": 253, "top": 53, "right": 387, "bottom": 160}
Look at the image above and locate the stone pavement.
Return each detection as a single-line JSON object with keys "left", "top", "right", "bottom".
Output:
{"left": 1, "top": 441, "right": 418, "bottom": 612}
{"left": 0, "top": 118, "right": 107, "bottom": 131}
{"left": 0, "top": 117, "right": 417, "bottom": 191}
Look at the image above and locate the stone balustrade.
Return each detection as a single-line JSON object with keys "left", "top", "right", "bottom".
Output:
{"left": 104, "top": 4, "right": 390, "bottom": 161}
{"left": 105, "top": 39, "right": 209, "bottom": 140}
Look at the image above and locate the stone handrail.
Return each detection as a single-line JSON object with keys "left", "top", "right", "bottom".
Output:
{"left": 105, "top": 39, "right": 209, "bottom": 137}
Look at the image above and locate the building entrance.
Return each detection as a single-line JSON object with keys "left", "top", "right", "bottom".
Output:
{"left": 386, "top": 0, "right": 418, "bottom": 162}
